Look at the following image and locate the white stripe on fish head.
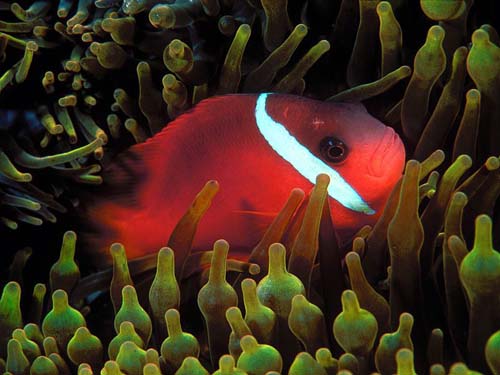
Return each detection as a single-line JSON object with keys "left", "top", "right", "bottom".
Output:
{"left": 254, "top": 93, "right": 375, "bottom": 215}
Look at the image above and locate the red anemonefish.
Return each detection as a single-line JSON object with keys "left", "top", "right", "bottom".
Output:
{"left": 80, "top": 93, "right": 405, "bottom": 265}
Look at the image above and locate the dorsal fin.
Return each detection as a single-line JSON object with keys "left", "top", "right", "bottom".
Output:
{"left": 102, "top": 93, "right": 250, "bottom": 188}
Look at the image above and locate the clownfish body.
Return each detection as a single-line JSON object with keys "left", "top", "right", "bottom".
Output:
{"left": 80, "top": 93, "right": 405, "bottom": 265}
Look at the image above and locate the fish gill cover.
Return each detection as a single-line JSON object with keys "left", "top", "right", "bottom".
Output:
{"left": 0, "top": 0, "right": 499, "bottom": 374}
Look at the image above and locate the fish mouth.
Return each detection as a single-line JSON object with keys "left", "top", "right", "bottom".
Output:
{"left": 369, "top": 127, "right": 404, "bottom": 178}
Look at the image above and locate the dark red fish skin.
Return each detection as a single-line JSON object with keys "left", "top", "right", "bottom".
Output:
{"left": 80, "top": 94, "right": 405, "bottom": 266}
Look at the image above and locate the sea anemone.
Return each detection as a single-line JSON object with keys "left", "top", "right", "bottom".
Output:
{"left": 1, "top": 162, "right": 500, "bottom": 374}
{"left": 0, "top": 0, "right": 499, "bottom": 374}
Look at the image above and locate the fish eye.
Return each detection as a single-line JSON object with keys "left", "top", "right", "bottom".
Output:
{"left": 320, "top": 137, "right": 348, "bottom": 163}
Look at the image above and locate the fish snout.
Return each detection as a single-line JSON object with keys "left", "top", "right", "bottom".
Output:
{"left": 369, "top": 127, "right": 405, "bottom": 178}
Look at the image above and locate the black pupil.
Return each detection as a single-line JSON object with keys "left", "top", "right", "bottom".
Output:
{"left": 320, "top": 137, "right": 347, "bottom": 162}
{"left": 328, "top": 145, "right": 344, "bottom": 158}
